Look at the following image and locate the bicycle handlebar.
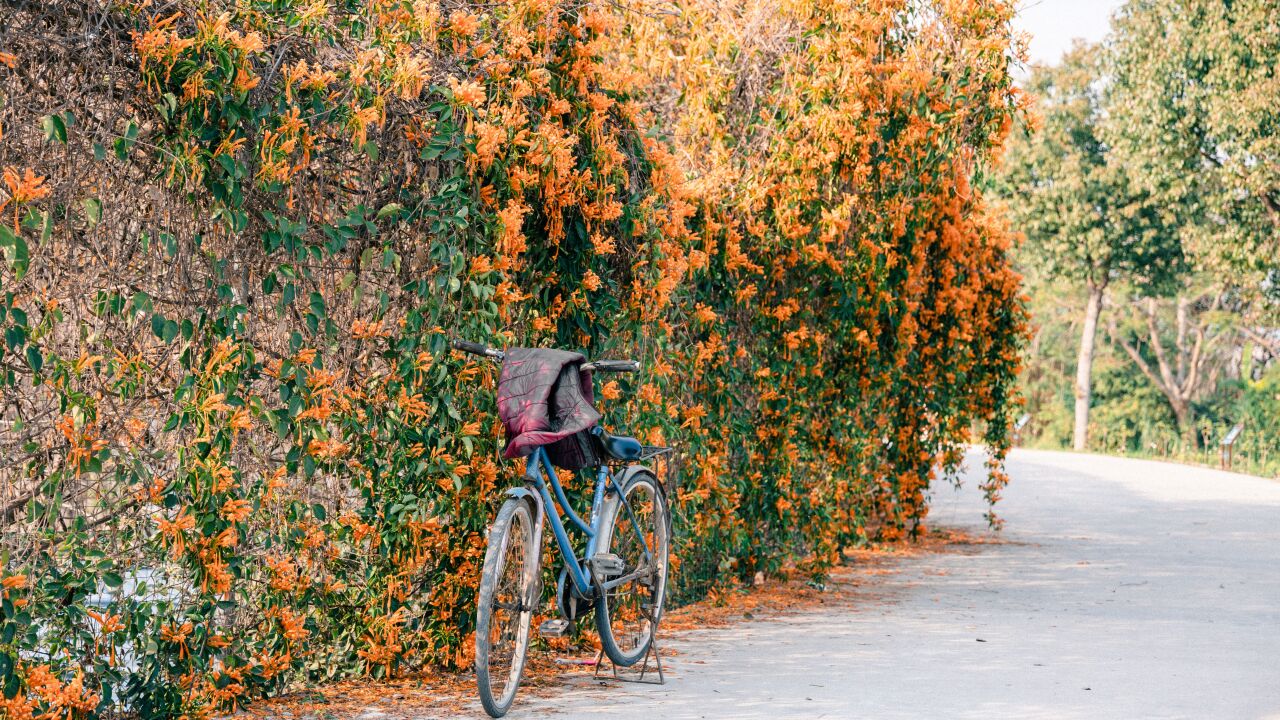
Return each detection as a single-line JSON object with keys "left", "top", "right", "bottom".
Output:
{"left": 582, "top": 359, "right": 640, "bottom": 373}
{"left": 452, "top": 340, "right": 504, "bottom": 360}
{"left": 452, "top": 340, "right": 636, "bottom": 371}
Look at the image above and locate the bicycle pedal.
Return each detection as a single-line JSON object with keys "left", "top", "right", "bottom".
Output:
{"left": 589, "top": 553, "right": 625, "bottom": 575}
{"left": 538, "top": 618, "right": 571, "bottom": 638}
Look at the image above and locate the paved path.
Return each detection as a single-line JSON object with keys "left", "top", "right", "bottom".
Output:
{"left": 504, "top": 449, "right": 1280, "bottom": 720}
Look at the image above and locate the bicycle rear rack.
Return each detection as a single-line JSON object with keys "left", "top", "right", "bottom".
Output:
{"left": 636, "top": 445, "right": 673, "bottom": 462}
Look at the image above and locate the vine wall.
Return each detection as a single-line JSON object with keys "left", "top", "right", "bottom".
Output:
{"left": 0, "top": 0, "right": 1026, "bottom": 716}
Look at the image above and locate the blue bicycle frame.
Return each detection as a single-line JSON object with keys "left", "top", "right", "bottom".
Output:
{"left": 523, "top": 445, "right": 650, "bottom": 598}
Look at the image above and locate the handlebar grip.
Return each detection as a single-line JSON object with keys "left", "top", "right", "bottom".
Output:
{"left": 588, "top": 360, "right": 640, "bottom": 373}
{"left": 452, "top": 340, "right": 490, "bottom": 356}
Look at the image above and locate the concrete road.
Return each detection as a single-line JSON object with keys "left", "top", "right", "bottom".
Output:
{"left": 504, "top": 449, "right": 1280, "bottom": 720}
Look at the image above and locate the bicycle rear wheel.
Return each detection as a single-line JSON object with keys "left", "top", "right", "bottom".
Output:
{"left": 594, "top": 471, "right": 670, "bottom": 667}
{"left": 475, "top": 497, "right": 539, "bottom": 717}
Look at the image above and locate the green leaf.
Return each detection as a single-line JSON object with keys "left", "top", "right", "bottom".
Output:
{"left": 0, "top": 226, "right": 29, "bottom": 280}
{"left": 41, "top": 114, "right": 67, "bottom": 143}
{"left": 82, "top": 198, "right": 102, "bottom": 228}
{"left": 376, "top": 202, "right": 402, "bottom": 220}
{"left": 114, "top": 119, "right": 139, "bottom": 160}
{"left": 309, "top": 291, "right": 326, "bottom": 318}
{"left": 25, "top": 345, "right": 42, "bottom": 372}
{"left": 102, "top": 572, "right": 124, "bottom": 589}
{"left": 5, "top": 326, "right": 25, "bottom": 352}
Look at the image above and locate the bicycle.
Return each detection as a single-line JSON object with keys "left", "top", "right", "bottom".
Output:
{"left": 452, "top": 340, "right": 673, "bottom": 718}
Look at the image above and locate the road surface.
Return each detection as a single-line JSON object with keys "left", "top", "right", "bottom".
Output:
{"left": 504, "top": 449, "right": 1280, "bottom": 720}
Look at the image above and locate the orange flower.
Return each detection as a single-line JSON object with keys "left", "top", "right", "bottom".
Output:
{"left": 258, "top": 651, "right": 292, "bottom": 679}
{"left": 497, "top": 200, "right": 529, "bottom": 258}
{"left": 397, "top": 389, "right": 429, "bottom": 420}
{"left": 307, "top": 438, "right": 350, "bottom": 460}
{"left": 263, "top": 466, "right": 288, "bottom": 502}
{"left": 348, "top": 103, "right": 382, "bottom": 147}
{"left": 638, "top": 383, "right": 661, "bottom": 404}
{"left": 156, "top": 510, "right": 196, "bottom": 557}
{"left": 87, "top": 610, "right": 125, "bottom": 635}
{"left": 233, "top": 66, "right": 260, "bottom": 93}
{"left": 448, "top": 76, "right": 486, "bottom": 107}
{"left": 220, "top": 498, "right": 252, "bottom": 523}
{"left": 449, "top": 10, "right": 479, "bottom": 37}
{"left": 351, "top": 318, "right": 391, "bottom": 340}
{"left": 590, "top": 233, "right": 616, "bottom": 255}
{"left": 160, "top": 621, "right": 194, "bottom": 657}
{"left": 273, "top": 607, "right": 310, "bottom": 644}
{"left": 215, "top": 525, "right": 240, "bottom": 548}
{"left": 473, "top": 122, "right": 504, "bottom": 168}
{"left": 229, "top": 405, "right": 252, "bottom": 436}
{"left": 1, "top": 167, "right": 51, "bottom": 232}
{"left": 198, "top": 392, "right": 233, "bottom": 415}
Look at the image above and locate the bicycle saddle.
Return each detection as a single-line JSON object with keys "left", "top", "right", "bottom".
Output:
{"left": 591, "top": 426, "right": 642, "bottom": 461}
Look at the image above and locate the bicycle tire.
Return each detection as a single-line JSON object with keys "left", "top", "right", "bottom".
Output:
{"left": 475, "top": 497, "right": 538, "bottom": 717}
{"left": 594, "top": 470, "right": 670, "bottom": 667}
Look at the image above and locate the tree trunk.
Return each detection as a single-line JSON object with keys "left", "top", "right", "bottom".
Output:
{"left": 1171, "top": 399, "right": 1196, "bottom": 449}
{"left": 1073, "top": 283, "right": 1106, "bottom": 451}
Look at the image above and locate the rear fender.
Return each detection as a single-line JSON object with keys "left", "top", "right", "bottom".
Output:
{"left": 611, "top": 464, "right": 659, "bottom": 498}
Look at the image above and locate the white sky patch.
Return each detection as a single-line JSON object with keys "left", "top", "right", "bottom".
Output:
{"left": 1013, "top": 0, "right": 1125, "bottom": 67}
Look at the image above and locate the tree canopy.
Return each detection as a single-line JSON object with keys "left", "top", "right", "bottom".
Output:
{"left": 1107, "top": 0, "right": 1280, "bottom": 280}
{"left": 999, "top": 43, "right": 1184, "bottom": 295}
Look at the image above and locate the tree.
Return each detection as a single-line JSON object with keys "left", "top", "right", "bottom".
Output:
{"left": 1104, "top": 0, "right": 1280, "bottom": 449}
{"left": 1107, "top": 285, "right": 1233, "bottom": 446}
{"left": 997, "top": 43, "right": 1184, "bottom": 451}
{"left": 1107, "top": 0, "right": 1280, "bottom": 282}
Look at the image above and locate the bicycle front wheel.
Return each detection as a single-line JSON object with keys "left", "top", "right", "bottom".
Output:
{"left": 475, "top": 497, "right": 539, "bottom": 718}
{"left": 594, "top": 471, "right": 670, "bottom": 667}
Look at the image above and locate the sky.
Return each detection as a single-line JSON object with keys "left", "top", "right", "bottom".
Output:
{"left": 1012, "top": 0, "right": 1126, "bottom": 66}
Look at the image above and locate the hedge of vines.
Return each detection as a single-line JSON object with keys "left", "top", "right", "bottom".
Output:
{"left": 0, "top": 0, "right": 1026, "bottom": 716}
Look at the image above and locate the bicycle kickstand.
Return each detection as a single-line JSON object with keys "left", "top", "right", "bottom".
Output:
{"left": 593, "top": 615, "right": 665, "bottom": 685}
